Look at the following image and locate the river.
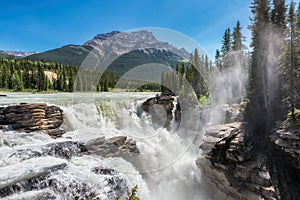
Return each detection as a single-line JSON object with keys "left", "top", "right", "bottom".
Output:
{"left": 0, "top": 92, "right": 209, "bottom": 200}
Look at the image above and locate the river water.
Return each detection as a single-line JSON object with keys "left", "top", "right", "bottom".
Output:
{"left": 0, "top": 92, "right": 209, "bottom": 200}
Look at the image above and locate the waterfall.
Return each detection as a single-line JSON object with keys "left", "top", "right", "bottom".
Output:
{"left": 0, "top": 92, "right": 209, "bottom": 200}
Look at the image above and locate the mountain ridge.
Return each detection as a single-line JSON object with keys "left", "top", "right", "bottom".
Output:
{"left": 24, "top": 30, "right": 190, "bottom": 75}
{"left": 0, "top": 50, "right": 38, "bottom": 58}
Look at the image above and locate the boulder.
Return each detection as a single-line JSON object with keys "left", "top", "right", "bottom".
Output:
{"left": 83, "top": 136, "right": 140, "bottom": 158}
{"left": 0, "top": 103, "right": 64, "bottom": 137}
{"left": 141, "top": 94, "right": 180, "bottom": 129}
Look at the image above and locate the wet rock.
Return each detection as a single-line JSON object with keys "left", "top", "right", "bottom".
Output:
{"left": 0, "top": 103, "right": 64, "bottom": 137}
{"left": 83, "top": 136, "right": 140, "bottom": 158}
{"left": 0, "top": 135, "right": 139, "bottom": 168}
{"left": 5, "top": 189, "right": 57, "bottom": 200}
{"left": 92, "top": 167, "right": 116, "bottom": 175}
{"left": 198, "top": 122, "right": 276, "bottom": 200}
{"left": 141, "top": 94, "right": 180, "bottom": 129}
{"left": 0, "top": 157, "right": 67, "bottom": 197}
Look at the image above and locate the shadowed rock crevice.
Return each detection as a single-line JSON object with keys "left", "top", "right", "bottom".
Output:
{"left": 198, "top": 102, "right": 300, "bottom": 200}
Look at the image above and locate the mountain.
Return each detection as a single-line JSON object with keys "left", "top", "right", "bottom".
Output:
{"left": 27, "top": 45, "right": 95, "bottom": 66}
{"left": 0, "top": 50, "right": 38, "bottom": 58}
{"left": 84, "top": 30, "right": 190, "bottom": 59}
{"left": 27, "top": 30, "right": 190, "bottom": 75}
{"left": 106, "top": 48, "right": 183, "bottom": 76}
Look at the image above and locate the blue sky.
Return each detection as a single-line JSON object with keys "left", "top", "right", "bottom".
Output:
{"left": 0, "top": 0, "right": 297, "bottom": 58}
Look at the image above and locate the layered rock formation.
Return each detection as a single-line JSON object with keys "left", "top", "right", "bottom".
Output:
{"left": 270, "top": 129, "right": 300, "bottom": 199}
{"left": 0, "top": 103, "right": 64, "bottom": 137}
{"left": 198, "top": 103, "right": 300, "bottom": 200}
{"left": 197, "top": 122, "right": 276, "bottom": 200}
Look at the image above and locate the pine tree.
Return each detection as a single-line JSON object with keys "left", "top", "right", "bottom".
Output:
{"left": 246, "top": 0, "right": 271, "bottom": 142}
{"left": 8, "top": 61, "right": 14, "bottom": 89}
{"left": 68, "top": 69, "right": 74, "bottom": 92}
{"left": 232, "top": 21, "right": 243, "bottom": 51}
{"left": 280, "top": 2, "right": 297, "bottom": 120}
{"left": 269, "top": 0, "right": 287, "bottom": 120}
{"left": 295, "top": 2, "right": 300, "bottom": 109}
{"left": 215, "top": 49, "right": 222, "bottom": 69}
{"left": 37, "top": 62, "right": 45, "bottom": 91}
{"left": 180, "top": 63, "right": 185, "bottom": 75}
{"left": 221, "top": 28, "right": 232, "bottom": 56}
{"left": 1, "top": 64, "right": 8, "bottom": 89}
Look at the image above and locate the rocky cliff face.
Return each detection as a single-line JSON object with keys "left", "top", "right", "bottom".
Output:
{"left": 0, "top": 103, "right": 64, "bottom": 137}
{"left": 270, "top": 129, "right": 300, "bottom": 199}
{"left": 84, "top": 30, "right": 190, "bottom": 59}
{"left": 197, "top": 122, "right": 276, "bottom": 200}
{"left": 197, "top": 104, "right": 300, "bottom": 200}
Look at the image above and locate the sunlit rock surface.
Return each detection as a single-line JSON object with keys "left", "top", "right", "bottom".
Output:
{"left": 0, "top": 103, "right": 64, "bottom": 137}
{"left": 83, "top": 135, "right": 140, "bottom": 157}
{"left": 197, "top": 104, "right": 277, "bottom": 200}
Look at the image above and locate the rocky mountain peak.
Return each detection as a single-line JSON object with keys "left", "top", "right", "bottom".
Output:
{"left": 93, "top": 31, "right": 122, "bottom": 42}
{"left": 84, "top": 30, "right": 190, "bottom": 59}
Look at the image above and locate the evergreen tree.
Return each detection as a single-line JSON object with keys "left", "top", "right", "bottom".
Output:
{"left": 215, "top": 49, "right": 222, "bottom": 69}
{"left": 37, "top": 62, "right": 45, "bottom": 91}
{"left": 68, "top": 69, "right": 74, "bottom": 92}
{"left": 246, "top": 0, "right": 271, "bottom": 142}
{"left": 1, "top": 64, "right": 8, "bottom": 89}
{"left": 280, "top": 2, "right": 297, "bottom": 120}
{"left": 180, "top": 63, "right": 185, "bottom": 75}
{"left": 221, "top": 28, "right": 232, "bottom": 56}
{"left": 232, "top": 21, "right": 243, "bottom": 51}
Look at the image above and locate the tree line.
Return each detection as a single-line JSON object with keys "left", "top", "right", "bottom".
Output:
{"left": 0, "top": 57, "right": 122, "bottom": 92}
{"left": 161, "top": 49, "right": 211, "bottom": 103}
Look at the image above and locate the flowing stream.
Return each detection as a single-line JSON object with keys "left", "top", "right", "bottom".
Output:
{"left": 0, "top": 92, "right": 209, "bottom": 200}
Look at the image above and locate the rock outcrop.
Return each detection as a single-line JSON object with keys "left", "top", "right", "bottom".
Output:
{"left": 141, "top": 94, "right": 180, "bottom": 129}
{"left": 83, "top": 136, "right": 140, "bottom": 158}
{"left": 197, "top": 122, "right": 276, "bottom": 200}
{"left": 271, "top": 129, "right": 300, "bottom": 170}
{"left": 1, "top": 136, "right": 140, "bottom": 166}
{"left": 197, "top": 99, "right": 300, "bottom": 200}
{"left": 0, "top": 103, "right": 64, "bottom": 137}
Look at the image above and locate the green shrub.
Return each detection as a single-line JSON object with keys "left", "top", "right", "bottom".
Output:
{"left": 116, "top": 185, "right": 140, "bottom": 200}
{"left": 282, "top": 108, "right": 300, "bottom": 129}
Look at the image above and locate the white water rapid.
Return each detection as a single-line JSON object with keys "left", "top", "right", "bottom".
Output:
{"left": 0, "top": 92, "right": 209, "bottom": 200}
